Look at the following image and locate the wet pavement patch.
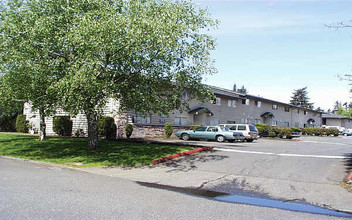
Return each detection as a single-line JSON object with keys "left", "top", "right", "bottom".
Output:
{"left": 216, "top": 195, "right": 352, "bottom": 218}
{"left": 137, "top": 181, "right": 352, "bottom": 218}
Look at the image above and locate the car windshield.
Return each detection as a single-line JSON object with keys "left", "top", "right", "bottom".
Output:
{"left": 249, "top": 125, "right": 258, "bottom": 132}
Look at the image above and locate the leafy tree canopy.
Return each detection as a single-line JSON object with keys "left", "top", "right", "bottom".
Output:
{"left": 0, "top": 0, "right": 217, "bottom": 149}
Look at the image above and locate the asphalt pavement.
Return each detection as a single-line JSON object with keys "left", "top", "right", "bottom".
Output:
{"left": 1, "top": 135, "right": 351, "bottom": 219}
{"left": 0, "top": 157, "right": 340, "bottom": 220}
{"left": 81, "top": 136, "right": 352, "bottom": 212}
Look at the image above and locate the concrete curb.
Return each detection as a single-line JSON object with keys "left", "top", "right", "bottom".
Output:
{"left": 152, "top": 147, "right": 214, "bottom": 165}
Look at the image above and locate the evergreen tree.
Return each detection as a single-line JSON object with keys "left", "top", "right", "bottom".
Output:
{"left": 237, "top": 85, "right": 248, "bottom": 94}
{"left": 290, "top": 87, "right": 314, "bottom": 109}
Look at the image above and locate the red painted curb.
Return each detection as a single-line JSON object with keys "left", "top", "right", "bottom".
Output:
{"left": 296, "top": 139, "right": 301, "bottom": 142}
{"left": 152, "top": 147, "right": 214, "bottom": 165}
{"left": 346, "top": 170, "right": 352, "bottom": 182}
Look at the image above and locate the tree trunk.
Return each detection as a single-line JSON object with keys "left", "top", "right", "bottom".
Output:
{"left": 38, "top": 108, "right": 46, "bottom": 141}
{"left": 87, "top": 112, "right": 99, "bottom": 150}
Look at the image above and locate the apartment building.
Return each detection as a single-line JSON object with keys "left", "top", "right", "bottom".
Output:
{"left": 24, "top": 85, "right": 322, "bottom": 138}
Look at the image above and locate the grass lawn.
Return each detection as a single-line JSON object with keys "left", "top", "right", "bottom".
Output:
{"left": 0, "top": 133, "right": 195, "bottom": 167}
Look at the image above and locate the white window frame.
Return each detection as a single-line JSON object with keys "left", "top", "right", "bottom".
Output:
{"left": 228, "top": 100, "right": 232, "bottom": 107}
{"left": 232, "top": 100, "right": 236, "bottom": 108}
{"left": 256, "top": 101, "right": 261, "bottom": 107}
{"left": 245, "top": 99, "right": 249, "bottom": 105}
{"left": 272, "top": 104, "right": 278, "bottom": 110}
{"left": 272, "top": 120, "right": 278, "bottom": 126}
{"left": 215, "top": 97, "right": 221, "bottom": 105}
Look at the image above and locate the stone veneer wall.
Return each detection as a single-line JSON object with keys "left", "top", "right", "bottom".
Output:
{"left": 119, "top": 124, "right": 189, "bottom": 138}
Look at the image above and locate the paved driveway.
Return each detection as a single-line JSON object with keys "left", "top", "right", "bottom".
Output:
{"left": 82, "top": 136, "right": 352, "bottom": 212}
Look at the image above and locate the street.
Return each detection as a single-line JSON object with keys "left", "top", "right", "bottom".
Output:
{"left": 1, "top": 136, "right": 352, "bottom": 219}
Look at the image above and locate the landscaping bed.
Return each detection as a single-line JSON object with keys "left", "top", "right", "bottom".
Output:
{"left": 0, "top": 133, "right": 195, "bottom": 167}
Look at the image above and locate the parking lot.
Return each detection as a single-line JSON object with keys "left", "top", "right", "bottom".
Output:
{"left": 83, "top": 135, "right": 352, "bottom": 212}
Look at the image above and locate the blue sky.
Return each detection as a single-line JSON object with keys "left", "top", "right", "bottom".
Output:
{"left": 196, "top": 0, "right": 352, "bottom": 110}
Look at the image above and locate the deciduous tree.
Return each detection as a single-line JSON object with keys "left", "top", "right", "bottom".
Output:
{"left": 0, "top": 0, "right": 217, "bottom": 150}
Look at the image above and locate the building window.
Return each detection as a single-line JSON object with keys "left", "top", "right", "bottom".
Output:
{"left": 272, "top": 120, "right": 278, "bottom": 126}
{"left": 285, "top": 106, "right": 290, "bottom": 112}
{"left": 159, "top": 115, "right": 166, "bottom": 124}
{"left": 297, "top": 109, "right": 300, "bottom": 114}
{"left": 255, "top": 119, "right": 261, "bottom": 123}
{"left": 295, "top": 122, "right": 299, "bottom": 128}
{"left": 174, "top": 117, "right": 187, "bottom": 126}
{"left": 242, "top": 99, "right": 246, "bottom": 105}
{"left": 255, "top": 101, "right": 261, "bottom": 107}
{"left": 272, "top": 104, "right": 278, "bottom": 110}
{"left": 215, "top": 97, "right": 221, "bottom": 105}
{"left": 135, "top": 114, "right": 151, "bottom": 124}
{"left": 228, "top": 100, "right": 236, "bottom": 108}
{"left": 284, "top": 122, "right": 289, "bottom": 127}
{"left": 227, "top": 120, "right": 236, "bottom": 124}
{"left": 304, "top": 111, "right": 308, "bottom": 115}
{"left": 245, "top": 99, "right": 250, "bottom": 105}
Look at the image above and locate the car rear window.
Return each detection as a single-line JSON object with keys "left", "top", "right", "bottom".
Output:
{"left": 238, "top": 125, "right": 246, "bottom": 131}
{"left": 249, "top": 125, "right": 258, "bottom": 132}
{"left": 195, "top": 127, "right": 207, "bottom": 131}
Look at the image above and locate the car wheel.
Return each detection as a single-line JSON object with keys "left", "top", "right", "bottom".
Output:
{"left": 216, "top": 135, "right": 226, "bottom": 142}
{"left": 246, "top": 139, "right": 254, "bottom": 142}
{"left": 181, "top": 133, "right": 190, "bottom": 141}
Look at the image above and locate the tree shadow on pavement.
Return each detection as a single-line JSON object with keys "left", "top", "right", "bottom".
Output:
{"left": 162, "top": 150, "right": 229, "bottom": 172}
{"left": 344, "top": 153, "right": 352, "bottom": 174}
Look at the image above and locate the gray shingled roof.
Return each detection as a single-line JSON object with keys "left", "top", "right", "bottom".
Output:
{"left": 322, "top": 114, "right": 351, "bottom": 119}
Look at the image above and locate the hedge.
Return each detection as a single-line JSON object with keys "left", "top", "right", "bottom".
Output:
{"left": 0, "top": 115, "right": 13, "bottom": 132}
{"left": 98, "top": 116, "right": 116, "bottom": 140}
{"left": 190, "top": 125, "right": 201, "bottom": 130}
{"left": 16, "top": 114, "right": 28, "bottom": 133}
{"left": 125, "top": 123, "right": 133, "bottom": 138}
{"left": 53, "top": 116, "right": 73, "bottom": 136}
{"left": 164, "top": 123, "right": 173, "bottom": 138}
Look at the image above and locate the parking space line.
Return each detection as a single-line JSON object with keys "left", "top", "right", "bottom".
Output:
{"left": 214, "top": 148, "right": 350, "bottom": 159}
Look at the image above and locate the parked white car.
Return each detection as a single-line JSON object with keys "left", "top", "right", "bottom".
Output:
{"left": 219, "top": 124, "right": 258, "bottom": 142}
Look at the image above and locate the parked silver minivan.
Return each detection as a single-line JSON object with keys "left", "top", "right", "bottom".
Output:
{"left": 219, "top": 124, "right": 258, "bottom": 142}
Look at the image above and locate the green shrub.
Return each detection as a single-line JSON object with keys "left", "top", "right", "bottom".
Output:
{"left": 74, "top": 128, "right": 85, "bottom": 137}
{"left": 53, "top": 116, "right": 72, "bottom": 136}
{"left": 255, "top": 123, "right": 270, "bottom": 136}
{"left": 270, "top": 126, "right": 282, "bottom": 137}
{"left": 268, "top": 131, "right": 276, "bottom": 137}
{"left": 98, "top": 116, "right": 116, "bottom": 140}
{"left": 125, "top": 123, "right": 133, "bottom": 138}
{"left": 279, "top": 128, "right": 292, "bottom": 139}
{"left": 0, "top": 116, "right": 13, "bottom": 132}
{"left": 164, "top": 123, "right": 173, "bottom": 138}
{"left": 190, "top": 125, "right": 201, "bottom": 130}
{"left": 16, "top": 114, "right": 28, "bottom": 133}
{"left": 325, "top": 128, "right": 339, "bottom": 136}
{"left": 290, "top": 127, "right": 301, "bottom": 132}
